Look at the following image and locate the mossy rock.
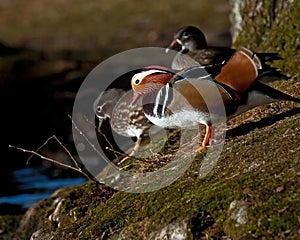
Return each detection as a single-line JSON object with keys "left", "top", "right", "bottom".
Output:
{"left": 10, "top": 105, "right": 300, "bottom": 239}
{"left": 232, "top": 0, "right": 300, "bottom": 78}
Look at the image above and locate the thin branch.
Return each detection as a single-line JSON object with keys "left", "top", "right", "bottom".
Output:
{"left": 68, "top": 115, "right": 111, "bottom": 164}
{"left": 52, "top": 135, "right": 81, "bottom": 169}
{"left": 9, "top": 144, "right": 95, "bottom": 181}
{"left": 26, "top": 135, "right": 56, "bottom": 164}
{"left": 98, "top": 128, "right": 122, "bottom": 159}
{"left": 83, "top": 114, "right": 126, "bottom": 159}
{"left": 26, "top": 134, "right": 95, "bottom": 181}
{"left": 105, "top": 146, "right": 128, "bottom": 158}
{"left": 10, "top": 114, "right": 128, "bottom": 183}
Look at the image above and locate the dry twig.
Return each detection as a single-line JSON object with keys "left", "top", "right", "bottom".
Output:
{"left": 9, "top": 142, "right": 95, "bottom": 181}
{"left": 83, "top": 114, "right": 127, "bottom": 159}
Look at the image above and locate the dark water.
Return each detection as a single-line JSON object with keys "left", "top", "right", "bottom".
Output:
{"left": 0, "top": 44, "right": 93, "bottom": 215}
{"left": 0, "top": 167, "right": 85, "bottom": 214}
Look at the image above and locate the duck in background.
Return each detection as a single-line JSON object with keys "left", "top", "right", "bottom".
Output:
{"left": 95, "top": 86, "right": 153, "bottom": 158}
{"left": 95, "top": 69, "right": 159, "bottom": 160}
{"left": 166, "top": 26, "right": 281, "bottom": 72}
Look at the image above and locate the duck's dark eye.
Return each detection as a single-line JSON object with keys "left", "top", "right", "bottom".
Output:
{"left": 182, "top": 32, "right": 190, "bottom": 38}
{"left": 97, "top": 105, "right": 102, "bottom": 112}
{"left": 135, "top": 79, "right": 140, "bottom": 85}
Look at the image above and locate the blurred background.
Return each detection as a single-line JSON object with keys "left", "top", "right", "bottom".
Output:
{"left": 0, "top": 0, "right": 231, "bottom": 215}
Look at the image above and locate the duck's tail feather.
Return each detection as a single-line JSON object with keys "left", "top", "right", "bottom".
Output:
{"left": 257, "top": 68, "right": 289, "bottom": 82}
{"left": 256, "top": 52, "right": 282, "bottom": 63}
{"left": 251, "top": 81, "right": 300, "bottom": 103}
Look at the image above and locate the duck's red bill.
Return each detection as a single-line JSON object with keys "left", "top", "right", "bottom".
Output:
{"left": 166, "top": 39, "right": 181, "bottom": 52}
{"left": 131, "top": 92, "right": 141, "bottom": 106}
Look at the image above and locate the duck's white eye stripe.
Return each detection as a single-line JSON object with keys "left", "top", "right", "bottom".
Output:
{"left": 134, "top": 69, "right": 166, "bottom": 82}
{"left": 176, "top": 39, "right": 183, "bottom": 45}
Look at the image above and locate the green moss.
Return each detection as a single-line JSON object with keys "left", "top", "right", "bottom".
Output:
{"left": 0, "top": 215, "right": 23, "bottom": 239}
{"left": 14, "top": 116, "right": 300, "bottom": 239}
{"left": 224, "top": 220, "right": 250, "bottom": 240}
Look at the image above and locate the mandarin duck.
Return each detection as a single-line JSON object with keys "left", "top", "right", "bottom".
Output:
{"left": 166, "top": 26, "right": 281, "bottom": 71}
{"left": 131, "top": 47, "right": 300, "bottom": 152}
{"left": 96, "top": 70, "right": 154, "bottom": 157}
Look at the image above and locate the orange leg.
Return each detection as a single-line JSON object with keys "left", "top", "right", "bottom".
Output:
{"left": 118, "top": 136, "right": 142, "bottom": 165}
{"left": 129, "top": 136, "right": 142, "bottom": 156}
{"left": 196, "top": 125, "right": 212, "bottom": 152}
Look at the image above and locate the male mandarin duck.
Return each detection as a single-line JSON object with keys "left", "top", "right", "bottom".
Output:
{"left": 96, "top": 70, "right": 154, "bottom": 157}
{"left": 131, "top": 47, "right": 300, "bottom": 152}
{"left": 166, "top": 26, "right": 281, "bottom": 71}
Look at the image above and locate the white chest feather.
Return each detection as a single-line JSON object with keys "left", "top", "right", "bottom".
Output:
{"left": 145, "top": 110, "right": 210, "bottom": 129}
{"left": 126, "top": 127, "right": 144, "bottom": 138}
